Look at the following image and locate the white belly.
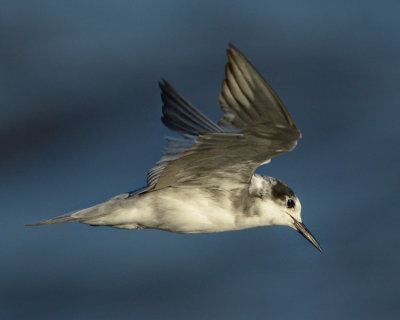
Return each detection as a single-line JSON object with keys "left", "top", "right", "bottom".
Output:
{"left": 83, "top": 187, "right": 239, "bottom": 233}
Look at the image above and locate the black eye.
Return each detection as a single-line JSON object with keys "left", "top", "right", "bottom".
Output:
{"left": 287, "top": 199, "right": 295, "bottom": 208}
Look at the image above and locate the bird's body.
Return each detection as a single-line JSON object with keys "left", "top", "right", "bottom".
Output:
{"left": 71, "top": 184, "right": 238, "bottom": 233}
{"left": 28, "top": 44, "right": 322, "bottom": 252}
{"left": 36, "top": 175, "right": 296, "bottom": 234}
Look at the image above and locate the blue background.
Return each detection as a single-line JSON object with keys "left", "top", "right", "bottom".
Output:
{"left": 2, "top": 1, "right": 399, "bottom": 319}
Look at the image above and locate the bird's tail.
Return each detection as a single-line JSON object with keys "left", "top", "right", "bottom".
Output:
{"left": 26, "top": 205, "right": 101, "bottom": 227}
{"left": 26, "top": 192, "right": 132, "bottom": 227}
{"left": 26, "top": 213, "right": 79, "bottom": 226}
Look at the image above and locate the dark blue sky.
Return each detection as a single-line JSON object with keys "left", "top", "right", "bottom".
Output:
{"left": 2, "top": 1, "right": 399, "bottom": 319}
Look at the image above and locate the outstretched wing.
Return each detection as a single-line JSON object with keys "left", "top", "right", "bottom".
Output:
{"left": 146, "top": 81, "right": 223, "bottom": 188}
{"left": 148, "top": 44, "right": 301, "bottom": 191}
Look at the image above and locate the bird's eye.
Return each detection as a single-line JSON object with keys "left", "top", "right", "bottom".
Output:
{"left": 287, "top": 199, "right": 295, "bottom": 208}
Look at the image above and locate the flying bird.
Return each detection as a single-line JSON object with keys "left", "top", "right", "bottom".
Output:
{"left": 28, "top": 44, "right": 322, "bottom": 252}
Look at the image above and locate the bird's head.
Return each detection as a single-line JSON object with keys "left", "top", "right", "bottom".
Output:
{"left": 248, "top": 175, "right": 322, "bottom": 252}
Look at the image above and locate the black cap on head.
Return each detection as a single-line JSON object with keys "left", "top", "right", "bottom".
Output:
{"left": 271, "top": 179, "right": 295, "bottom": 201}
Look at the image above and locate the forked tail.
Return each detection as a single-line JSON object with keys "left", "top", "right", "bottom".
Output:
{"left": 26, "top": 204, "right": 101, "bottom": 226}
{"left": 26, "top": 192, "right": 132, "bottom": 227}
{"left": 26, "top": 213, "right": 80, "bottom": 226}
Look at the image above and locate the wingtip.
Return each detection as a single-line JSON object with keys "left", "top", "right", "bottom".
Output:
{"left": 159, "top": 79, "right": 177, "bottom": 94}
{"left": 227, "top": 43, "right": 237, "bottom": 50}
{"left": 158, "top": 78, "right": 167, "bottom": 89}
{"left": 226, "top": 44, "right": 249, "bottom": 70}
{"left": 227, "top": 43, "right": 243, "bottom": 56}
{"left": 227, "top": 43, "right": 235, "bottom": 56}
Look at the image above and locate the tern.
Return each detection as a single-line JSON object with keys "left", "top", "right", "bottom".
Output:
{"left": 28, "top": 44, "right": 322, "bottom": 252}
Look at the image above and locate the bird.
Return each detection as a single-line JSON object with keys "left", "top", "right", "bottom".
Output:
{"left": 27, "top": 44, "right": 322, "bottom": 252}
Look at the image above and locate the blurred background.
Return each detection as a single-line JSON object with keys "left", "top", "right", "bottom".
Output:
{"left": 1, "top": 1, "right": 399, "bottom": 319}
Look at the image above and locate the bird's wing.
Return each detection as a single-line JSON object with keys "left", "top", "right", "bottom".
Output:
{"left": 146, "top": 81, "right": 223, "bottom": 188}
{"left": 149, "top": 44, "right": 301, "bottom": 191}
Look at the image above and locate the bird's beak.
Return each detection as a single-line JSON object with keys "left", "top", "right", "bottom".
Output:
{"left": 292, "top": 218, "right": 322, "bottom": 252}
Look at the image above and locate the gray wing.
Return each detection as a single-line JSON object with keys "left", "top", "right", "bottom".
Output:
{"left": 149, "top": 44, "right": 301, "bottom": 191}
{"left": 146, "top": 81, "right": 223, "bottom": 187}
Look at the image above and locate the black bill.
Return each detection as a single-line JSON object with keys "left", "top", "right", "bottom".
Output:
{"left": 292, "top": 219, "right": 322, "bottom": 252}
